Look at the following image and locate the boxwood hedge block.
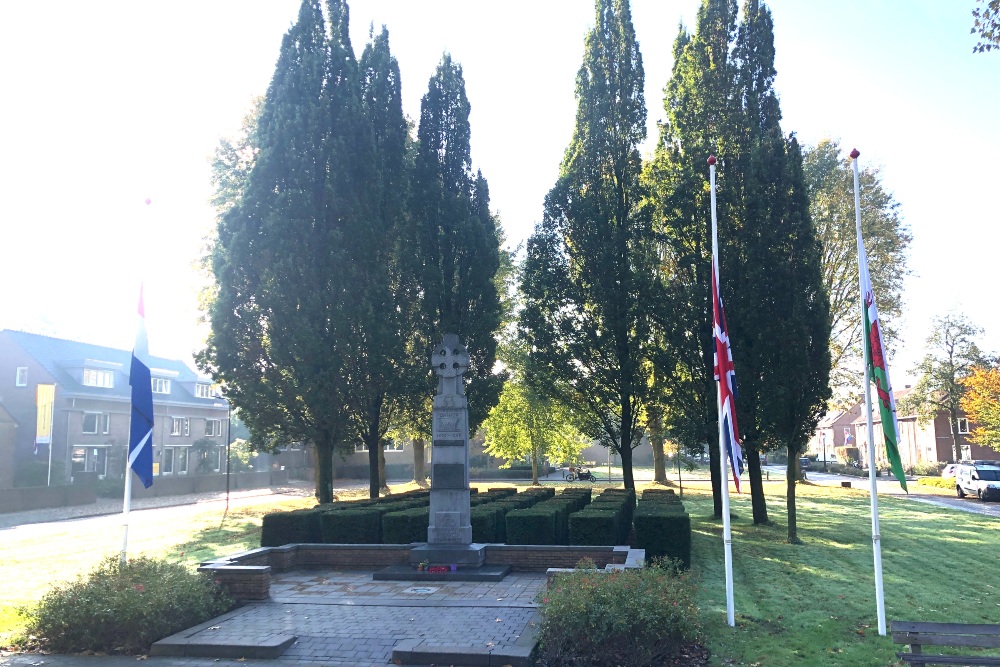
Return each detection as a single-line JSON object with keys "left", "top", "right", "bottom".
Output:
{"left": 633, "top": 506, "right": 691, "bottom": 568}
{"left": 568, "top": 508, "right": 619, "bottom": 546}
{"left": 470, "top": 506, "right": 505, "bottom": 543}
{"left": 381, "top": 507, "right": 430, "bottom": 544}
{"left": 506, "top": 508, "right": 558, "bottom": 545}
{"left": 261, "top": 508, "right": 322, "bottom": 546}
{"left": 319, "top": 508, "right": 381, "bottom": 544}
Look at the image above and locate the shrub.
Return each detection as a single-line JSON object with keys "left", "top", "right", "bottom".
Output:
{"left": 381, "top": 507, "right": 430, "bottom": 544}
{"left": 506, "top": 508, "right": 558, "bottom": 545}
{"left": 917, "top": 476, "right": 957, "bottom": 489}
{"left": 633, "top": 506, "right": 692, "bottom": 568}
{"left": 911, "top": 461, "right": 944, "bottom": 476}
{"left": 21, "top": 556, "right": 233, "bottom": 655}
{"left": 319, "top": 508, "right": 382, "bottom": 544}
{"left": 470, "top": 506, "right": 505, "bottom": 543}
{"left": 538, "top": 561, "right": 703, "bottom": 667}
{"left": 260, "top": 508, "right": 322, "bottom": 546}
{"left": 568, "top": 508, "right": 619, "bottom": 546}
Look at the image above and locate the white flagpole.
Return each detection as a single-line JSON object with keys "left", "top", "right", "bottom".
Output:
{"left": 45, "top": 385, "right": 56, "bottom": 488}
{"left": 851, "top": 148, "right": 887, "bottom": 637}
{"left": 121, "top": 453, "right": 133, "bottom": 565}
{"left": 710, "top": 155, "right": 736, "bottom": 627}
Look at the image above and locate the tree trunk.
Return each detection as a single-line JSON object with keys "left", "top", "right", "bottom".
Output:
{"left": 413, "top": 438, "right": 426, "bottom": 483}
{"left": 364, "top": 435, "right": 380, "bottom": 499}
{"left": 315, "top": 441, "right": 335, "bottom": 504}
{"left": 378, "top": 444, "right": 387, "bottom": 492}
{"left": 531, "top": 446, "right": 539, "bottom": 486}
{"left": 649, "top": 408, "right": 667, "bottom": 484}
{"left": 747, "top": 450, "right": 768, "bottom": 524}
{"left": 786, "top": 445, "right": 799, "bottom": 543}
{"left": 620, "top": 444, "right": 635, "bottom": 489}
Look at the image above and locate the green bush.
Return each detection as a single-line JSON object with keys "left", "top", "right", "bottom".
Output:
{"left": 633, "top": 506, "right": 692, "bottom": 568}
{"left": 381, "top": 507, "right": 430, "bottom": 544}
{"left": 20, "top": 556, "right": 233, "bottom": 655}
{"left": 559, "top": 487, "right": 593, "bottom": 504}
{"left": 917, "top": 476, "right": 956, "bottom": 489}
{"left": 568, "top": 509, "right": 619, "bottom": 546}
{"left": 319, "top": 508, "right": 382, "bottom": 544}
{"left": 260, "top": 508, "right": 322, "bottom": 546}
{"left": 470, "top": 506, "right": 505, "bottom": 543}
{"left": 538, "top": 561, "right": 702, "bottom": 667}
{"left": 506, "top": 508, "right": 558, "bottom": 545}
{"left": 911, "top": 461, "right": 944, "bottom": 476}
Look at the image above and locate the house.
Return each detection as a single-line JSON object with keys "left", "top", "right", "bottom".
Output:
{"left": 807, "top": 402, "right": 865, "bottom": 461}
{"left": 847, "top": 386, "right": 994, "bottom": 470}
{"left": 0, "top": 330, "right": 229, "bottom": 489}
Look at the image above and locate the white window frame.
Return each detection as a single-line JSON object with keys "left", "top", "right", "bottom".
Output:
{"left": 957, "top": 417, "right": 970, "bottom": 434}
{"left": 195, "top": 383, "right": 213, "bottom": 399}
{"left": 205, "top": 419, "right": 223, "bottom": 437}
{"left": 82, "top": 412, "right": 110, "bottom": 435}
{"left": 83, "top": 368, "right": 113, "bottom": 388}
{"left": 15, "top": 367, "right": 28, "bottom": 387}
{"left": 170, "top": 417, "right": 189, "bottom": 437}
{"left": 151, "top": 378, "right": 171, "bottom": 394}
{"left": 355, "top": 441, "right": 403, "bottom": 453}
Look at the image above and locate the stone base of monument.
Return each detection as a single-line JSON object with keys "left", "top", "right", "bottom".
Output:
{"left": 373, "top": 563, "right": 511, "bottom": 582}
{"left": 409, "top": 542, "right": 487, "bottom": 567}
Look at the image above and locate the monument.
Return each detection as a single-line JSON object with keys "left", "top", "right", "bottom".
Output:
{"left": 409, "top": 334, "right": 485, "bottom": 567}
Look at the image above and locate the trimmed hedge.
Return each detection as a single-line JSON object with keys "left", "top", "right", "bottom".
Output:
{"left": 319, "top": 508, "right": 381, "bottom": 544}
{"left": 633, "top": 505, "right": 691, "bottom": 568}
{"left": 261, "top": 508, "right": 322, "bottom": 546}
{"left": 470, "top": 505, "right": 505, "bottom": 543}
{"left": 381, "top": 507, "right": 430, "bottom": 544}
{"left": 568, "top": 508, "right": 620, "bottom": 546}
{"left": 506, "top": 507, "right": 559, "bottom": 545}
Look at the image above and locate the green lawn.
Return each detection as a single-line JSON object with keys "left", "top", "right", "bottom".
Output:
{"left": 2, "top": 480, "right": 994, "bottom": 666}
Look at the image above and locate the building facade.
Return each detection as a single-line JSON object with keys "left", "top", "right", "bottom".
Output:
{"left": 0, "top": 330, "right": 229, "bottom": 488}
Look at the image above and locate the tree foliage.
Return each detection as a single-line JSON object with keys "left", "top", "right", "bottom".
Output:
{"left": 972, "top": 0, "right": 1000, "bottom": 52}
{"left": 803, "top": 139, "right": 910, "bottom": 407}
{"left": 482, "top": 381, "right": 588, "bottom": 485}
{"left": 519, "top": 0, "right": 658, "bottom": 490}
{"left": 961, "top": 365, "right": 1000, "bottom": 450}
{"left": 902, "top": 313, "right": 991, "bottom": 461}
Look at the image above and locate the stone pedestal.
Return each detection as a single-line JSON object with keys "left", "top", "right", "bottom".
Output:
{"left": 419, "top": 334, "right": 479, "bottom": 566}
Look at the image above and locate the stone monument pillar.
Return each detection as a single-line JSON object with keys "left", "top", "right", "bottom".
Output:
{"left": 409, "top": 334, "right": 484, "bottom": 567}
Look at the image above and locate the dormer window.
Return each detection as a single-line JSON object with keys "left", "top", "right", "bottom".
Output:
{"left": 15, "top": 367, "right": 28, "bottom": 387}
{"left": 83, "top": 368, "right": 114, "bottom": 388}
{"left": 195, "top": 383, "right": 213, "bottom": 399}
{"left": 151, "top": 378, "right": 171, "bottom": 394}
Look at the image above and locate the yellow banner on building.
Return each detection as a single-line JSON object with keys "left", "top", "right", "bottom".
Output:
{"left": 35, "top": 384, "right": 55, "bottom": 445}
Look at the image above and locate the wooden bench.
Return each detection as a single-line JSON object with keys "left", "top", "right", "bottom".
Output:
{"left": 892, "top": 621, "right": 1000, "bottom": 666}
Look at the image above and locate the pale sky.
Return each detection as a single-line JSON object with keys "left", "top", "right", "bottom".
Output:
{"left": 1, "top": 1, "right": 997, "bottom": 385}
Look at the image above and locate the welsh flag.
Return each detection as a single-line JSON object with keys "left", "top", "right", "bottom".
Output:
{"left": 859, "top": 237, "right": 906, "bottom": 491}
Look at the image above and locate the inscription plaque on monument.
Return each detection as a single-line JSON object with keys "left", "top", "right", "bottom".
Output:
{"left": 434, "top": 512, "right": 461, "bottom": 542}
{"left": 433, "top": 410, "right": 465, "bottom": 447}
{"left": 433, "top": 463, "right": 466, "bottom": 490}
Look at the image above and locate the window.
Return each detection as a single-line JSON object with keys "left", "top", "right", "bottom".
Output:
{"left": 957, "top": 418, "right": 970, "bottom": 434}
{"left": 82, "top": 413, "right": 110, "bottom": 435}
{"left": 205, "top": 419, "right": 223, "bottom": 437}
{"left": 151, "top": 378, "right": 171, "bottom": 394}
{"left": 162, "top": 448, "right": 174, "bottom": 474}
{"left": 195, "top": 383, "right": 214, "bottom": 398}
{"left": 170, "top": 417, "right": 189, "bottom": 436}
{"left": 176, "top": 448, "right": 188, "bottom": 474}
{"left": 15, "top": 367, "right": 27, "bottom": 387}
{"left": 83, "top": 368, "right": 113, "bottom": 388}
{"left": 355, "top": 441, "right": 403, "bottom": 452}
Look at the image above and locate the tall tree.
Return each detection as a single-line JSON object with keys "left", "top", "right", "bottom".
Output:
{"left": 519, "top": 0, "right": 657, "bottom": 490}
{"left": 961, "top": 365, "right": 1000, "bottom": 451}
{"left": 407, "top": 55, "right": 505, "bottom": 435}
{"left": 903, "top": 313, "right": 991, "bottom": 461}
{"left": 338, "top": 23, "right": 423, "bottom": 499}
{"left": 803, "top": 139, "right": 910, "bottom": 407}
{"left": 644, "top": 0, "right": 738, "bottom": 517}
{"left": 199, "top": 0, "right": 350, "bottom": 503}
{"left": 727, "top": 0, "right": 830, "bottom": 538}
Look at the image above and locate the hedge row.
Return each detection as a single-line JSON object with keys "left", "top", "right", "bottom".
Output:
{"left": 633, "top": 488, "right": 691, "bottom": 568}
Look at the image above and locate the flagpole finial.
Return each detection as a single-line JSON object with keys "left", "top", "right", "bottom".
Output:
{"left": 850, "top": 148, "right": 860, "bottom": 159}
{"left": 708, "top": 155, "right": 717, "bottom": 165}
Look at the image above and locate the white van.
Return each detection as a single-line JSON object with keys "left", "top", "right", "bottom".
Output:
{"left": 955, "top": 463, "right": 1000, "bottom": 501}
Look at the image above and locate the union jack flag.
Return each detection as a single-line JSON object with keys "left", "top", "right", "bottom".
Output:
{"left": 712, "top": 260, "right": 744, "bottom": 493}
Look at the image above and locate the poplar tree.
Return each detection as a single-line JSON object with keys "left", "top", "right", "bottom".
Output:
{"left": 519, "top": 0, "right": 657, "bottom": 489}
{"left": 407, "top": 55, "right": 504, "bottom": 434}
{"left": 200, "top": 0, "right": 349, "bottom": 504}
